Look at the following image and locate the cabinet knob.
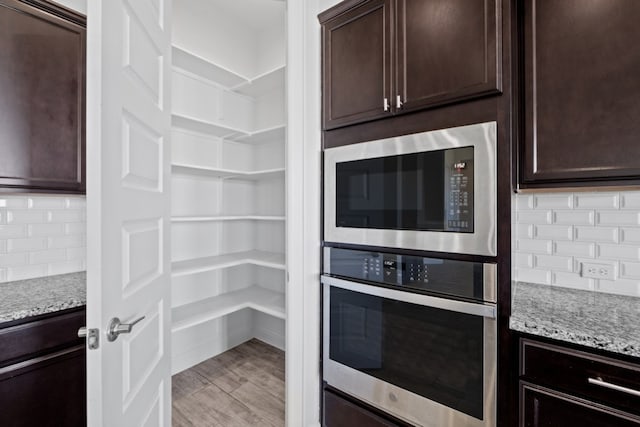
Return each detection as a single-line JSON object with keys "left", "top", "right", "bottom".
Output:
{"left": 383, "top": 97, "right": 390, "bottom": 112}
{"left": 396, "top": 95, "right": 403, "bottom": 109}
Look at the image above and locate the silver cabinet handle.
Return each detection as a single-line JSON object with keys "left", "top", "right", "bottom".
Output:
{"left": 383, "top": 97, "right": 390, "bottom": 112}
{"left": 396, "top": 95, "right": 403, "bottom": 109}
{"left": 107, "top": 316, "right": 145, "bottom": 342}
{"left": 588, "top": 377, "right": 640, "bottom": 398}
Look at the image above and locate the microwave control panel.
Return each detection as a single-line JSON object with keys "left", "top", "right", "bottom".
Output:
{"left": 325, "top": 247, "right": 485, "bottom": 301}
{"left": 445, "top": 155, "right": 474, "bottom": 232}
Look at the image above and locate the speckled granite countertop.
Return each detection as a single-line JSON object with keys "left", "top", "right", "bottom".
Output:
{"left": 0, "top": 272, "right": 86, "bottom": 324}
{"left": 510, "top": 282, "right": 640, "bottom": 358}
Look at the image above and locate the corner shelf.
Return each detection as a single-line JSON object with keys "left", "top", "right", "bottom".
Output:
{"left": 232, "top": 66, "right": 285, "bottom": 98}
{"left": 172, "top": 250, "right": 286, "bottom": 277}
{"left": 172, "top": 163, "right": 285, "bottom": 180}
{"left": 227, "top": 124, "right": 286, "bottom": 144}
{"left": 172, "top": 114, "right": 247, "bottom": 139}
{"left": 172, "top": 46, "right": 248, "bottom": 88}
{"left": 172, "top": 215, "right": 285, "bottom": 223}
{"left": 172, "top": 285, "right": 285, "bottom": 333}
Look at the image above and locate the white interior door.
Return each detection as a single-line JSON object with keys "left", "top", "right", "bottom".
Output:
{"left": 85, "top": 0, "right": 172, "bottom": 425}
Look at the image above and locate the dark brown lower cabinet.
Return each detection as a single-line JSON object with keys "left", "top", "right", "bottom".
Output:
{"left": 323, "top": 389, "right": 407, "bottom": 427}
{"left": 518, "top": 336, "right": 640, "bottom": 426}
{"left": 0, "top": 308, "right": 86, "bottom": 427}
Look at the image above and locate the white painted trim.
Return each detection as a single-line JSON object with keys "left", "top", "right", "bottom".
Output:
{"left": 286, "top": 0, "right": 323, "bottom": 426}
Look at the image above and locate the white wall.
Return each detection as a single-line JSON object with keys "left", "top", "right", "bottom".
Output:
{"left": 0, "top": 195, "right": 86, "bottom": 282}
{"left": 52, "top": 0, "right": 87, "bottom": 15}
{"left": 513, "top": 190, "right": 640, "bottom": 296}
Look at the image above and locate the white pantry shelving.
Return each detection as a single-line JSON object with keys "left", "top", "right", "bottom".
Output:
{"left": 170, "top": 0, "right": 287, "bottom": 375}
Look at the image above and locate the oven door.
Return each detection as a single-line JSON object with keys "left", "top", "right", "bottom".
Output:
{"left": 323, "top": 121, "right": 497, "bottom": 256}
{"left": 322, "top": 275, "right": 497, "bottom": 427}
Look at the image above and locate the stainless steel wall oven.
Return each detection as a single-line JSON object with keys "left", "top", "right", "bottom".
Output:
{"left": 322, "top": 247, "right": 497, "bottom": 427}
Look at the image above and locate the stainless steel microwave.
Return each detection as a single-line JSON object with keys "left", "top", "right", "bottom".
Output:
{"left": 324, "top": 122, "right": 497, "bottom": 256}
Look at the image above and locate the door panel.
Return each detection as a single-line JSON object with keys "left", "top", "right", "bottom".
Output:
{"left": 396, "top": 0, "right": 501, "bottom": 113}
{"left": 86, "top": 0, "right": 172, "bottom": 425}
{"left": 521, "top": 0, "right": 640, "bottom": 185}
{"left": 322, "top": 0, "right": 393, "bottom": 130}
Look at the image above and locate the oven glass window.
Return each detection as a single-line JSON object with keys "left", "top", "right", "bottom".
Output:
{"left": 329, "top": 286, "right": 485, "bottom": 420}
{"left": 335, "top": 146, "right": 474, "bottom": 232}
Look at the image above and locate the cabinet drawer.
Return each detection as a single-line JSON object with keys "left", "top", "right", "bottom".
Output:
{"left": 521, "top": 338, "right": 640, "bottom": 416}
{"left": 0, "top": 308, "right": 85, "bottom": 366}
{"left": 324, "top": 389, "right": 401, "bottom": 427}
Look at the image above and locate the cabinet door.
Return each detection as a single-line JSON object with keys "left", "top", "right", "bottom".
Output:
{"left": 321, "top": 0, "right": 393, "bottom": 130}
{"left": 0, "top": 0, "right": 85, "bottom": 193}
{"left": 520, "top": 0, "right": 640, "bottom": 186}
{"left": 521, "top": 384, "right": 640, "bottom": 427}
{"left": 396, "top": 0, "right": 501, "bottom": 114}
{"left": 0, "top": 346, "right": 86, "bottom": 427}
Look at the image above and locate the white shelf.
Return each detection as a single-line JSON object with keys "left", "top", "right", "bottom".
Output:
{"left": 172, "top": 163, "right": 285, "bottom": 180}
{"left": 172, "top": 285, "right": 285, "bottom": 333}
{"left": 172, "top": 215, "right": 285, "bottom": 223}
{"left": 228, "top": 124, "right": 286, "bottom": 144}
{"left": 172, "top": 114, "right": 247, "bottom": 139}
{"left": 172, "top": 46, "right": 248, "bottom": 88}
{"left": 172, "top": 250, "right": 286, "bottom": 277}
{"left": 232, "top": 66, "right": 285, "bottom": 98}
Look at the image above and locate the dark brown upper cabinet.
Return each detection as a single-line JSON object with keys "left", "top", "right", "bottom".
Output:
{"left": 520, "top": 0, "right": 640, "bottom": 188}
{"left": 320, "top": 0, "right": 393, "bottom": 130}
{"left": 319, "top": 0, "right": 502, "bottom": 131}
{"left": 0, "top": 0, "right": 86, "bottom": 194}
{"left": 396, "top": 0, "right": 501, "bottom": 114}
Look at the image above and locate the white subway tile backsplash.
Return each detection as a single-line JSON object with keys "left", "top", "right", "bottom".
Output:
{"left": 48, "top": 235, "right": 85, "bottom": 249}
{"left": 64, "top": 223, "right": 85, "bottom": 235}
{"left": 574, "top": 193, "right": 619, "bottom": 209}
{"left": 596, "top": 279, "right": 640, "bottom": 297}
{"left": 518, "top": 239, "right": 553, "bottom": 254}
{"left": 535, "top": 254, "right": 573, "bottom": 272}
{"left": 597, "top": 211, "right": 640, "bottom": 226}
{"left": 0, "top": 225, "right": 27, "bottom": 239}
{"left": 517, "top": 268, "right": 551, "bottom": 285}
{"left": 7, "top": 265, "right": 48, "bottom": 282}
{"left": 49, "top": 210, "right": 85, "bottom": 223}
{"left": 620, "top": 262, "right": 640, "bottom": 280}
{"left": 6, "top": 238, "right": 48, "bottom": 253}
{"left": 620, "top": 192, "right": 640, "bottom": 209}
{"left": 597, "top": 244, "right": 640, "bottom": 261}
{"left": 514, "top": 253, "right": 533, "bottom": 268}
{"left": 516, "top": 195, "right": 535, "bottom": 210}
{"left": 0, "top": 195, "right": 85, "bottom": 283}
{"left": 518, "top": 210, "right": 552, "bottom": 224}
{"left": 0, "top": 253, "right": 28, "bottom": 267}
{"left": 553, "top": 241, "right": 596, "bottom": 258}
{"left": 28, "top": 223, "right": 65, "bottom": 237}
{"left": 516, "top": 224, "right": 534, "bottom": 239}
{"left": 574, "top": 226, "right": 619, "bottom": 243}
{"left": 620, "top": 228, "right": 640, "bottom": 243}
{"left": 552, "top": 272, "right": 595, "bottom": 291}
{"left": 0, "top": 198, "right": 28, "bottom": 209}
{"left": 48, "top": 260, "right": 85, "bottom": 276}
{"left": 535, "top": 225, "right": 574, "bottom": 241}
{"left": 534, "top": 194, "right": 573, "bottom": 209}
{"left": 29, "top": 197, "right": 67, "bottom": 209}
{"left": 553, "top": 211, "right": 595, "bottom": 226}
{"left": 7, "top": 210, "right": 47, "bottom": 224}
{"left": 29, "top": 249, "right": 67, "bottom": 265}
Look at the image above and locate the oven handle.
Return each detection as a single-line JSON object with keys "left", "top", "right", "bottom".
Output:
{"left": 321, "top": 275, "right": 496, "bottom": 319}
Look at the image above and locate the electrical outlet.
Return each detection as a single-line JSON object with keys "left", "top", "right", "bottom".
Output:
{"left": 580, "top": 262, "right": 616, "bottom": 280}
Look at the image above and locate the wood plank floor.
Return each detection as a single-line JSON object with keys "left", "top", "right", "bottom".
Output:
{"left": 172, "top": 339, "right": 285, "bottom": 427}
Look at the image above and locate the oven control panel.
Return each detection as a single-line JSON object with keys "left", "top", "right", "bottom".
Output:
{"left": 325, "top": 247, "right": 493, "bottom": 302}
